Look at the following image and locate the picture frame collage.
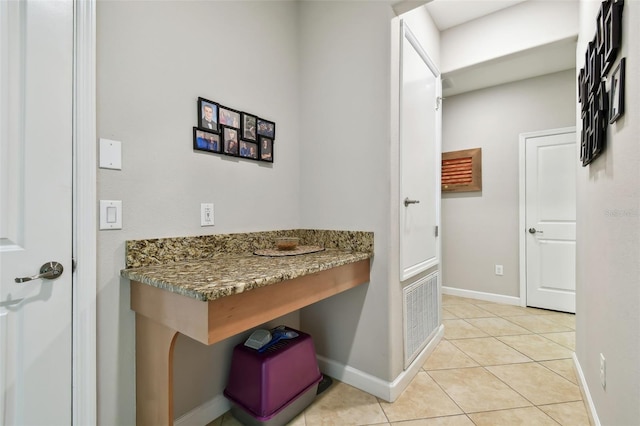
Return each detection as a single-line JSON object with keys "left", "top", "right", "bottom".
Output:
{"left": 578, "top": 0, "right": 625, "bottom": 166}
{"left": 193, "top": 97, "right": 275, "bottom": 163}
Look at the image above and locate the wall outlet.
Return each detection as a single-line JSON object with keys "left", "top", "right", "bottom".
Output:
{"left": 600, "top": 353, "right": 606, "bottom": 389}
{"left": 201, "top": 203, "right": 214, "bottom": 226}
{"left": 495, "top": 264, "right": 504, "bottom": 276}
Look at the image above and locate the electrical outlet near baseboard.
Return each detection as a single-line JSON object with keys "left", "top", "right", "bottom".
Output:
{"left": 600, "top": 353, "right": 606, "bottom": 389}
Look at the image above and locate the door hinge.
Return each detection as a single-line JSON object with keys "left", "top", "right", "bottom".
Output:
{"left": 435, "top": 226, "right": 439, "bottom": 237}
{"left": 72, "top": 258, "right": 77, "bottom": 273}
{"left": 436, "top": 96, "right": 444, "bottom": 111}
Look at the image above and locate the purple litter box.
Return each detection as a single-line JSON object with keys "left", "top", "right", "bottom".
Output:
{"left": 224, "top": 328, "right": 322, "bottom": 426}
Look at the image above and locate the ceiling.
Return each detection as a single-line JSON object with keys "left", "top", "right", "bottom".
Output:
{"left": 425, "top": 0, "right": 527, "bottom": 30}
{"left": 420, "top": 0, "right": 576, "bottom": 96}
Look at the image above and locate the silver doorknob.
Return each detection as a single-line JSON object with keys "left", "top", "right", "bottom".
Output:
{"left": 404, "top": 198, "right": 420, "bottom": 207}
{"left": 15, "top": 261, "right": 64, "bottom": 283}
{"left": 528, "top": 228, "right": 543, "bottom": 234}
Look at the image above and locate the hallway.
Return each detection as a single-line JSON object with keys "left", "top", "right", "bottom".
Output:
{"left": 212, "top": 294, "right": 589, "bottom": 425}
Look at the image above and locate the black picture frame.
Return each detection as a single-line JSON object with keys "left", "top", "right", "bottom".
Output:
{"left": 580, "top": 111, "right": 589, "bottom": 165}
{"left": 193, "top": 128, "right": 221, "bottom": 154}
{"left": 579, "top": 68, "right": 589, "bottom": 111}
{"left": 603, "top": 0, "right": 623, "bottom": 74}
{"left": 222, "top": 126, "right": 240, "bottom": 156}
{"left": 259, "top": 136, "right": 274, "bottom": 163}
{"left": 219, "top": 106, "right": 241, "bottom": 129}
{"left": 596, "top": 0, "right": 608, "bottom": 55}
{"left": 588, "top": 40, "right": 601, "bottom": 94}
{"left": 241, "top": 113, "right": 257, "bottom": 141}
{"left": 239, "top": 140, "right": 259, "bottom": 160}
{"left": 609, "top": 57, "right": 625, "bottom": 123}
{"left": 257, "top": 118, "right": 276, "bottom": 139}
{"left": 197, "top": 97, "right": 219, "bottom": 133}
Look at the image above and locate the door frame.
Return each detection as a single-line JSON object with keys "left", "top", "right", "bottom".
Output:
{"left": 518, "top": 126, "right": 576, "bottom": 307}
{"left": 73, "top": 0, "right": 97, "bottom": 423}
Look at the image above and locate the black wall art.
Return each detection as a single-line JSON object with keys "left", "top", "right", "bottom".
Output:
{"left": 578, "top": 0, "right": 625, "bottom": 166}
{"left": 194, "top": 96, "right": 276, "bottom": 163}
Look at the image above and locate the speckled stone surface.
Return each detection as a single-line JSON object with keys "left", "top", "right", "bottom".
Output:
{"left": 121, "top": 230, "right": 373, "bottom": 302}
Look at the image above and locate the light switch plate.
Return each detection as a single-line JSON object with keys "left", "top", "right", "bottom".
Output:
{"left": 99, "top": 138, "right": 122, "bottom": 170}
{"left": 100, "top": 200, "right": 122, "bottom": 230}
{"left": 201, "top": 203, "right": 214, "bottom": 226}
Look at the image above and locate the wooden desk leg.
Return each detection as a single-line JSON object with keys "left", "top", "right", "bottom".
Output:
{"left": 136, "top": 313, "right": 179, "bottom": 425}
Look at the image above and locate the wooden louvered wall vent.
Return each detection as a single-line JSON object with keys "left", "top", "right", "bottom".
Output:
{"left": 442, "top": 148, "right": 482, "bottom": 192}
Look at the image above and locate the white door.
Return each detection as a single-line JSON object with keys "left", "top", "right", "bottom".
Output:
{"left": 521, "top": 129, "right": 576, "bottom": 313}
{"left": 399, "top": 22, "right": 440, "bottom": 281}
{"left": 1, "top": 1, "right": 73, "bottom": 424}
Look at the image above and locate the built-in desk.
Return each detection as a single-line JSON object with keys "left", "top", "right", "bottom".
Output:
{"left": 121, "top": 230, "right": 373, "bottom": 425}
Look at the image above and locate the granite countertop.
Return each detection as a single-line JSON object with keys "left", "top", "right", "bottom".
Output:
{"left": 121, "top": 230, "right": 373, "bottom": 302}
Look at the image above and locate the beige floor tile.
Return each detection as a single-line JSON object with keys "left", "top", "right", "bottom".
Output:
{"left": 505, "top": 315, "right": 572, "bottom": 333}
{"left": 423, "top": 340, "right": 479, "bottom": 370}
{"left": 540, "top": 359, "right": 578, "bottom": 384}
{"left": 475, "top": 303, "right": 539, "bottom": 317}
{"left": 450, "top": 337, "right": 532, "bottom": 366}
{"left": 540, "top": 331, "right": 576, "bottom": 350}
{"left": 442, "top": 309, "right": 458, "bottom": 320}
{"left": 487, "top": 362, "right": 582, "bottom": 405}
{"left": 498, "top": 334, "right": 573, "bottom": 361}
{"left": 544, "top": 313, "right": 576, "bottom": 329}
{"left": 219, "top": 412, "right": 242, "bottom": 425}
{"left": 303, "top": 381, "right": 388, "bottom": 425}
{"left": 441, "top": 303, "right": 495, "bottom": 319}
{"left": 523, "top": 307, "right": 556, "bottom": 315}
{"left": 379, "top": 372, "right": 462, "bottom": 422}
{"left": 465, "top": 317, "right": 532, "bottom": 337}
{"left": 538, "top": 401, "right": 591, "bottom": 426}
{"left": 390, "top": 415, "right": 475, "bottom": 425}
{"left": 467, "top": 406, "right": 558, "bottom": 425}
{"left": 442, "top": 319, "right": 488, "bottom": 340}
{"left": 428, "top": 367, "right": 531, "bottom": 413}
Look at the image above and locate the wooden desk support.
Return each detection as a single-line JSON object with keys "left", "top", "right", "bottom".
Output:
{"left": 130, "top": 259, "right": 370, "bottom": 425}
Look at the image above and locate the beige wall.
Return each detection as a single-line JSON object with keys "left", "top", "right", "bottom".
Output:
{"left": 575, "top": 1, "right": 640, "bottom": 423}
{"left": 97, "top": 1, "right": 301, "bottom": 423}
{"left": 441, "top": 70, "right": 576, "bottom": 298}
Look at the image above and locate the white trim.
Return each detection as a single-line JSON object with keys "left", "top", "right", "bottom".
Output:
{"left": 518, "top": 126, "right": 576, "bottom": 308}
{"left": 72, "top": 0, "right": 97, "bottom": 424}
{"left": 442, "top": 286, "right": 521, "bottom": 306}
{"left": 573, "top": 353, "right": 601, "bottom": 426}
{"left": 174, "top": 395, "right": 231, "bottom": 426}
{"left": 318, "top": 325, "right": 444, "bottom": 402}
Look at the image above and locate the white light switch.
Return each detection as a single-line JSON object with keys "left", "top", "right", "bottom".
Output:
{"left": 99, "top": 138, "right": 122, "bottom": 170}
{"left": 100, "top": 200, "right": 122, "bottom": 230}
{"left": 201, "top": 203, "right": 214, "bottom": 226}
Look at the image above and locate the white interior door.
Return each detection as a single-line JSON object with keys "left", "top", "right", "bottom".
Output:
{"left": 399, "top": 22, "right": 440, "bottom": 281}
{"left": 0, "top": 1, "right": 73, "bottom": 424}
{"left": 521, "top": 129, "right": 576, "bottom": 313}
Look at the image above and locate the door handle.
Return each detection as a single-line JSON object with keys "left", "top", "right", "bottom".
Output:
{"left": 404, "top": 198, "right": 420, "bottom": 207}
{"left": 528, "top": 228, "right": 543, "bottom": 234}
{"left": 15, "top": 262, "right": 64, "bottom": 283}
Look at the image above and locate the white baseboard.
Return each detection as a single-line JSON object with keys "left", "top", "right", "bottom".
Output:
{"left": 317, "top": 324, "right": 444, "bottom": 402}
{"left": 442, "top": 286, "right": 521, "bottom": 306}
{"left": 174, "top": 394, "right": 230, "bottom": 426}
{"left": 174, "top": 325, "right": 445, "bottom": 424}
{"left": 573, "top": 353, "right": 600, "bottom": 426}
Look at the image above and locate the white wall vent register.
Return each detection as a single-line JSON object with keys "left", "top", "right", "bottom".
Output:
{"left": 403, "top": 271, "right": 440, "bottom": 368}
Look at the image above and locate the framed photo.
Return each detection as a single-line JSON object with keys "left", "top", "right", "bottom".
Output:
{"left": 579, "top": 68, "right": 588, "bottom": 111}
{"left": 596, "top": 0, "right": 608, "bottom": 55}
{"left": 239, "top": 141, "right": 258, "bottom": 160}
{"left": 257, "top": 118, "right": 276, "bottom": 139}
{"left": 609, "top": 57, "right": 625, "bottom": 123}
{"left": 259, "top": 136, "right": 273, "bottom": 162}
{"left": 603, "top": 0, "right": 623, "bottom": 74}
{"left": 597, "top": 80, "right": 608, "bottom": 114}
{"left": 219, "top": 106, "right": 241, "bottom": 129}
{"left": 580, "top": 111, "right": 589, "bottom": 165}
{"left": 197, "top": 97, "right": 219, "bottom": 132}
{"left": 193, "top": 128, "right": 221, "bottom": 153}
{"left": 222, "top": 126, "right": 239, "bottom": 156}
{"left": 592, "top": 110, "right": 606, "bottom": 160}
{"left": 241, "top": 113, "right": 257, "bottom": 141}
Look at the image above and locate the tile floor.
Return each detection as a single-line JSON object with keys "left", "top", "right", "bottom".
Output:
{"left": 210, "top": 294, "right": 589, "bottom": 425}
